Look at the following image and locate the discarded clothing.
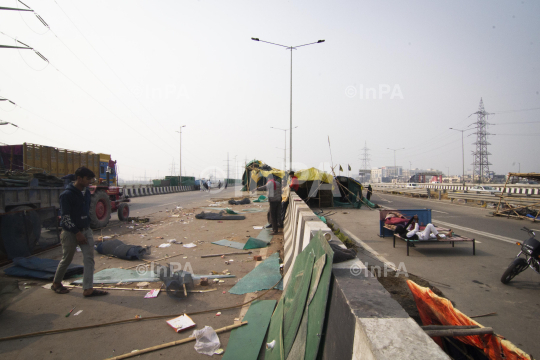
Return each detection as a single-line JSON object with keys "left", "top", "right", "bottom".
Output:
{"left": 329, "top": 242, "right": 357, "bottom": 263}
{"left": 96, "top": 239, "right": 147, "bottom": 260}
{"left": 4, "top": 257, "right": 83, "bottom": 280}
{"left": 195, "top": 211, "right": 246, "bottom": 220}
{"left": 228, "top": 198, "right": 251, "bottom": 205}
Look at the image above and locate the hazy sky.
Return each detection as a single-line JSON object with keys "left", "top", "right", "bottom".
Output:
{"left": 1, "top": 0, "right": 539, "bottom": 181}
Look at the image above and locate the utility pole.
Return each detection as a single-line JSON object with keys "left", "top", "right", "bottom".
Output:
{"left": 471, "top": 99, "right": 492, "bottom": 183}
{"left": 387, "top": 147, "right": 404, "bottom": 180}
{"left": 176, "top": 125, "right": 186, "bottom": 184}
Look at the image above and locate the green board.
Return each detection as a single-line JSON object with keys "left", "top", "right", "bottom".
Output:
{"left": 263, "top": 232, "right": 334, "bottom": 360}
{"left": 211, "top": 239, "right": 246, "bottom": 250}
{"left": 265, "top": 297, "right": 285, "bottom": 360}
{"left": 222, "top": 300, "right": 276, "bottom": 360}
{"left": 229, "top": 253, "right": 283, "bottom": 294}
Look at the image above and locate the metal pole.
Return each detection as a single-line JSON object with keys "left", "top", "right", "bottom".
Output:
{"left": 284, "top": 130, "right": 286, "bottom": 170}
{"left": 461, "top": 131, "right": 464, "bottom": 185}
{"left": 289, "top": 47, "right": 293, "bottom": 172}
{"left": 176, "top": 125, "right": 186, "bottom": 185}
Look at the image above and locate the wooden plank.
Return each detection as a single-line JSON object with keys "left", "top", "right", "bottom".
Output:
{"left": 222, "top": 300, "right": 276, "bottom": 360}
{"left": 424, "top": 327, "right": 493, "bottom": 337}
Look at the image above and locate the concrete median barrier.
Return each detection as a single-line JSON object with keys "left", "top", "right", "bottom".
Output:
{"left": 283, "top": 193, "right": 449, "bottom": 360}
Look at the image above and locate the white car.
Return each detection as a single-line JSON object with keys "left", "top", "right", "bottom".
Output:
{"left": 469, "top": 185, "right": 501, "bottom": 195}
{"left": 406, "top": 183, "right": 418, "bottom": 188}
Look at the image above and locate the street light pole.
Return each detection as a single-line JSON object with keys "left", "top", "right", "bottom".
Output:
{"left": 271, "top": 126, "right": 297, "bottom": 170}
{"left": 176, "top": 125, "right": 186, "bottom": 184}
{"left": 450, "top": 128, "right": 474, "bottom": 185}
{"left": 387, "top": 148, "right": 404, "bottom": 180}
{"left": 253, "top": 37, "right": 325, "bottom": 171}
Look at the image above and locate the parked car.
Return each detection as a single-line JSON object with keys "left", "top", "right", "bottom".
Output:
{"left": 469, "top": 185, "right": 501, "bottom": 195}
{"left": 406, "top": 183, "right": 418, "bottom": 188}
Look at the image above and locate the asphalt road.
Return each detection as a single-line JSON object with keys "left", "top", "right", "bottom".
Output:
{"left": 353, "top": 192, "right": 540, "bottom": 357}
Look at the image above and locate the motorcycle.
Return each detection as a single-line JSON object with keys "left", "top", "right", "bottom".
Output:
{"left": 501, "top": 227, "right": 540, "bottom": 284}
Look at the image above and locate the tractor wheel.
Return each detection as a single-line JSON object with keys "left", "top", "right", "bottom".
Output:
{"left": 89, "top": 191, "right": 111, "bottom": 228}
{"left": 0, "top": 206, "right": 42, "bottom": 258}
{"left": 118, "top": 203, "right": 130, "bottom": 221}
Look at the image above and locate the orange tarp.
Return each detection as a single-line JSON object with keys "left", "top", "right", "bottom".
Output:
{"left": 407, "top": 280, "right": 531, "bottom": 360}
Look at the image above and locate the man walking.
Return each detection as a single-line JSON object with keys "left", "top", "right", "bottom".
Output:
{"left": 252, "top": 175, "right": 282, "bottom": 235}
{"left": 51, "top": 167, "right": 108, "bottom": 297}
{"left": 367, "top": 184, "right": 373, "bottom": 201}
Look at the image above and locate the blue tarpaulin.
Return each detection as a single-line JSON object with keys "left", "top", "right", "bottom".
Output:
{"left": 4, "top": 257, "right": 83, "bottom": 280}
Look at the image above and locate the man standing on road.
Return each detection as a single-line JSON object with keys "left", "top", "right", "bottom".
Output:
{"left": 367, "top": 184, "right": 373, "bottom": 201}
{"left": 51, "top": 167, "right": 108, "bottom": 297}
{"left": 207, "top": 179, "right": 211, "bottom": 192}
{"left": 252, "top": 175, "right": 282, "bottom": 235}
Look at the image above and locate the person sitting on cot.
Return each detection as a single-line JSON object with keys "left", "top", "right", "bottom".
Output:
{"left": 394, "top": 215, "right": 452, "bottom": 241}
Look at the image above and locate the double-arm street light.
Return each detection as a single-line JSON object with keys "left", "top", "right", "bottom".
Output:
{"left": 176, "top": 125, "right": 186, "bottom": 184}
{"left": 253, "top": 37, "right": 325, "bottom": 171}
{"left": 271, "top": 126, "right": 298, "bottom": 170}
{"left": 450, "top": 127, "right": 474, "bottom": 185}
{"left": 387, "top": 147, "right": 405, "bottom": 179}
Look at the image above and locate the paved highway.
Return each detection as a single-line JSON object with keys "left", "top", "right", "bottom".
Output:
{"left": 339, "top": 192, "right": 540, "bottom": 357}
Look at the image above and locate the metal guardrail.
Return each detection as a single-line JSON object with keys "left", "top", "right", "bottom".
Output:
{"left": 373, "top": 186, "right": 429, "bottom": 196}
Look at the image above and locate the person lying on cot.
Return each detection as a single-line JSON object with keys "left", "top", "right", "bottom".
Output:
{"left": 394, "top": 215, "right": 452, "bottom": 241}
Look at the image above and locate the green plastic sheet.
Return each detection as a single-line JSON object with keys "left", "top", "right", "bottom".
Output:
{"left": 222, "top": 300, "right": 277, "bottom": 360}
{"left": 211, "top": 239, "right": 246, "bottom": 250}
{"left": 243, "top": 237, "right": 268, "bottom": 250}
{"left": 229, "top": 252, "right": 283, "bottom": 294}
{"left": 253, "top": 195, "right": 268, "bottom": 202}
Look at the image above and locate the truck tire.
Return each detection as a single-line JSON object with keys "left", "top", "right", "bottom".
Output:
{"left": 0, "top": 206, "right": 42, "bottom": 258}
{"left": 118, "top": 203, "right": 129, "bottom": 221}
{"left": 89, "top": 191, "right": 111, "bottom": 229}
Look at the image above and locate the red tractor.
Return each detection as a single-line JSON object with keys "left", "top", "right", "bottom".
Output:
{"left": 88, "top": 180, "right": 130, "bottom": 229}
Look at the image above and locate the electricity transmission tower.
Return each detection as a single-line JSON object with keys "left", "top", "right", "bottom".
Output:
{"left": 359, "top": 142, "right": 371, "bottom": 182}
{"left": 471, "top": 98, "right": 492, "bottom": 183}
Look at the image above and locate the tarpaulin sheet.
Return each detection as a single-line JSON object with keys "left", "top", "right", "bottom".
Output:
{"left": 4, "top": 257, "right": 83, "bottom": 280}
{"left": 229, "top": 253, "right": 283, "bottom": 294}
{"left": 243, "top": 237, "right": 268, "bottom": 250}
{"left": 407, "top": 280, "right": 531, "bottom": 360}
{"left": 294, "top": 168, "right": 333, "bottom": 184}
{"left": 253, "top": 195, "right": 268, "bottom": 203}
{"left": 222, "top": 300, "right": 277, "bottom": 360}
{"left": 212, "top": 239, "right": 246, "bottom": 250}
{"left": 73, "top": 268, "right": 158, "bottom": 284}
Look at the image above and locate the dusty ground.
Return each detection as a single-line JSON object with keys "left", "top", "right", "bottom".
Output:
{"left": 0, "top": 193, "right": 283, "bottom": 359}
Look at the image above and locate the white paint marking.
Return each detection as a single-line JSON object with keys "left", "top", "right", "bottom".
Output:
{"left": 433, "top": 219, "right": 519, "bottom": 244}
{"left": 432, "top": 210, "right": 449, "bottom": 214}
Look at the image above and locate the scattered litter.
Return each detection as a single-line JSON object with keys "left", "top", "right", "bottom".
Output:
{"left": 137, "top": 282, "right": 150, "bottom": 287}
{"left": 253, "top": 226, "right": 263, "bottom": 230}
{"left": 144, "top": 289, "right": 160, "bottom": 298}
{"left": 183, "top": 243, "right": 197, "bottom": 248}
{"left": 166, "top": 314, "right": 196, "bottom": 333}
{"left": 222, "top": 291, "right": 226, "bottom": 294}
{"left": 155, "top": 237, "right": 164, "bottom": 239}
{"left": 218, "top": 280, "right": 225, "bottom": 283}
{"left": 212, "top": 239, "right": 245, "bottom": 250}
{"left": 199, "top": 278, "right": 209, "bottom": 286}
{"left": 192, "top": 326, "right": 220, "bottom": 355}
{"left": 183, "top": 256, "right": 188, "bottom": 259}
{"left": 228, "top": 259, "right": 234, "bottom": 263}
{"left": 254, "top": 255, "right": 262, "bottom": 261}
{"left": 216, "top": 312, "right": 221, "bottom": 316}
{"left": 266, "top": 340, "right": 276, "bottom": 349}
{"left": 225, "top": 261, "right": 229, "bottom": 265}
{"left": 74, "top": 310, "right": 83, "bottom": 316}
{"left": 168, "top": 239, "right": 182, "bottom": 244}
{"left": 222, "top": 270, "right": 229, "bottom": 274}
{"left": 135, "top": 315, "right": 142, "bottom": 319}
{"left": 65, "top": 306, "right": 75, "bottom": 318}
{"left": 234, "top": 318, "right": 240, "bottom": 321}
{"left": 76, "top": 246, "right": 81, "bottom": 252}
{"left": 213, "top": 278, "right": 220, "bottom": 283}
{"left": 127, "top": 226, "right": 134, "bottom": 229}
{"left": 214, "top": 349, "right": 224, "bottom": 355}
{"left": 159, "top": 243, "right": 171, "bottom": 248}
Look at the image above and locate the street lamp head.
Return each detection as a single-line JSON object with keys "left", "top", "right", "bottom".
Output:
{"left": 181, "top": 125, "right": 186, "bottom": 128}
{"left": 317, "top": 40, "right": 325, "bottom": 43}
{"left": 251, "top": 37, "right": 260, "bottom": 41}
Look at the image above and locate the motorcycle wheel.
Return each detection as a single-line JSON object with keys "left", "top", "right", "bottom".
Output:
{"left": 500, "top": 257, "right": 528, "bottom": 284}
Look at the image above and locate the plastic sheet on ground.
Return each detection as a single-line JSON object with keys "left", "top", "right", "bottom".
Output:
{"left": 73, "top": 268, "right": 158, "bottom": 284}
{"left": 4, "top": 257, "right": 83, "bottom": 280}
{"left": 243, "top": 237, "right": 268, "bottom": 250}
{"left": 253, "top": 195, "right": 268, "bottom": 203}
{"left": 212, "top": 239, "right": 246, "bottom": 250}
{"left": 229, "top": 253, "right": 283, "bottom": 294}
{"left": 407, "top": 280, "right": 531, "bottom": 360}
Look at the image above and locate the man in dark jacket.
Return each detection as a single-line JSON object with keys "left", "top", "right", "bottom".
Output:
{"left": 51, "top": 167, "right": 108, "bottom": 297}
{"left": 252, "top": 175, "right": 282, "bottom": 235}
